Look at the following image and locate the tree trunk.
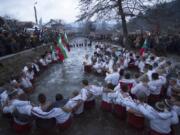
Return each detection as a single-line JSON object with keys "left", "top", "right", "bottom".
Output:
{"left": 117, "top": 0, "right": 128, "bottom": 47}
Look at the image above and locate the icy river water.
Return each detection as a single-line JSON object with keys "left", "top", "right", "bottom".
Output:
{"left": 30, "top": 38, "right": 104, "bottom": 103}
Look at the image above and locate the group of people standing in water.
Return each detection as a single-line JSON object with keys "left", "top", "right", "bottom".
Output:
{"left": 0, "top": 40, "right": 180, "bottom": 135}
{"left": 83, "top": 42, "right": 180, "bottom": 135}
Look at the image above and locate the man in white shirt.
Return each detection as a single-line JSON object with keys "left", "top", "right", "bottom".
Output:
{"left": 11, "top": 82, "right": 25, "bottom": 98}
{"left": 80, "top": 80, "right": 96, "bottom": 110}
{"left": 64, "top": 91, "right": 84, "bottom": 115}
{"left": 83, "top": 54, "right": 92, "bottom": 73}
{"left": 39, "top": 55, "right": 48, "bottom": 67}
{"left": 93, "top": 59, "right": 103, "bottom": 74}
{"left": 105, "top": 69, "right": 120, "bottom": 87}
{"left": 3, "top": 92, "right": 32, "bottom": 116}
{"left": 138, "top": 101, "right": 179, "bottom": 135}
{"left": 3, "top": 91, "right": 33, "bottom": 133}
{"left": 131, "top": 75, "right": 150, "bottom": 97}
{"left": 148, "top": 73, "right": 166, "bottom": 96}
{"left": 45, "top": 52, "right": 53, "bottom": 64}
{"left": 20, "top": 73, "right": 33, "bottom": 93}
{"left": 32, "top": 106, "right": 72, "bottom": 130}
{"left": 119, "top": 73, "right": 137, "bottom": 90}
{"left": 0, "top": 89, "right": 8, "bottom": 107}
{"left": 138, "top": 57, "right": 145, "bottom": 73}
{"left": 101, "top": 84, "right": 114, "bottom": 112}
{"left": 146, "top": 65, "right": 155, "bottom": 81}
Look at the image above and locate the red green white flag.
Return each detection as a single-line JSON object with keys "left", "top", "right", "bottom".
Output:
{"left": 58, "top": 35, "right": 68, "bottom": 59}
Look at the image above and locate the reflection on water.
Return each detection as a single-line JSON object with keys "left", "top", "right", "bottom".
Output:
{"left": 30, "top": 38, "right": 104, "bottom": 103}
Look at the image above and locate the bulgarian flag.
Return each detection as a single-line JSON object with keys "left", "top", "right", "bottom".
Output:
{"left": 57, "top": 35, "right": 68, "bottom": 59}
{"left": 62, "top": 32, "right": 71, "bottom": 52}
{"left": 140, "top": 39, "right": 148, "bottom": 57}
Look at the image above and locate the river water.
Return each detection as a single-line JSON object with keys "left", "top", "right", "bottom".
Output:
{"left": 30, "top": 38, "right": 104, "bottom": 103}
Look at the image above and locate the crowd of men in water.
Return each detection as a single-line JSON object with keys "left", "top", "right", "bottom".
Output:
{"left": 82, "top": 42, "right": 180, "bottom": 135}
{"left": 0, "top": 39, "right": 180, "bottom": 135}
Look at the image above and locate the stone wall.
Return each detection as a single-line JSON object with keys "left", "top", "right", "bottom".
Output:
{"left": 0, "top": 44, "right": 51, "bottom": 85}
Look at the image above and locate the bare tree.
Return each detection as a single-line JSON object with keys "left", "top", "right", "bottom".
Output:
{"left": 78, "top": 0, "right": 169, "bottom": 46}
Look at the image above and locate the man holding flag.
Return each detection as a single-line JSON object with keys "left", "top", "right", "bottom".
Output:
{"left": 140, "top": 35, "right": 149, "bottom": 57}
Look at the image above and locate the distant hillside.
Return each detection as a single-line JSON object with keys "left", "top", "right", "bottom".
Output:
{"left": 128, "top": 0, "right": 180, "bottom": 34}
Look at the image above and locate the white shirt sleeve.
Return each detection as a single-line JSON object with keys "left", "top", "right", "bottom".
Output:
{"left": 12, "top": 100, "right": 31, "bottom": 107}
{"left": 80, "top": 88, "right": 88, "bottom": 101}
{"left": 138, "top": 104, "right": 156, "bottom": 120}
{"left": 170, "top": 110, "right": 179, "bottom": 125}
{"left": 114, "top": 84, "right": 120, "bottom": 92}
{"left": 121, "top": 98, "right": 138, "bottom": 110}
{"left": 0, "top": 91, "right": 8, "bottom": 106}
{"left": 89, "top": 85, "right": 103, "bottom": 96}
{"left": 3, "top": 105, "right": 14, "bottom": 114}
{"left": 148, "top": 82, "right": 157, "bottom": 92}
{"left": 131, "top": 84, "right": 139, "bottom": 95}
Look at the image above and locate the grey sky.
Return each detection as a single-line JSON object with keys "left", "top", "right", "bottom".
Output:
{"left": 0, "top": 0, "right": 80, "bottom": 23}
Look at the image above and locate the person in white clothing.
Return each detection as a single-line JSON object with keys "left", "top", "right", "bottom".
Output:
{"left": 83, "top": 54, "right": 92, "bottom": 66}
{"left": 119, "top": 73, "right": 137, "bottom": 90}
{"left": 123, "top": 57, "right": 130, "bottom": 69}
{"left": 166, "top": 78, "right": 178, "bottom": 97}
{"left": 39, "top": 55, "right": 47, "bottom": 67}
{"left": 83, "top": 54, "right": 92, "bottom": 73}
{"left": 138, "top": 101, "right": 179, "bottom": 135}
{"left": 25, "top": 68, "right": 35, "bottom": 82}
{"left": 105, "top": 69, "right": 120, "bottom": 87}
{"left": 131, "top": 75, "right": 150, "bottom": 98}
{"left": 148, "top": 73, "right": 166, "bottom": 96}
{"left": 164, "top": 99, "right": 180, "bottom": 117}
{"left": 3, "top": 91, "right": 32, "bottom": 116}
{"left": 110, "top": 85, "right": 131, "bottom": 119}
{"left": 11, "top": 81, "right": 26, "bottom": 98}
{"left": 3, "top": 91, "right": 33, "bottom": 133}
{"left": 32, "top": 106, "right": 72, "bottom": 130}
{"left": 45, "top": 52, "right": 53, "bottom": 64}
{"left": 0, "top": 89, "right": 8, "bottom": 107}
{"left": 146, "top": 65, "right": 155, "bottom": 81}
{"left": 80, "top": 80, "right": 97, "bottom": 110}
{"left": 93, "top": 59, "right": 104, "bottom": 74}
{"left": 22, "top": 65, "right": 29, "bottom": 74}
{"left": 170, "top": 86, "right": 180, "bottom": 116}
{"left": 101, "top": 84, "right": 114, "bottom": 112}
{"left": 31, "top": 61, "right": 40, "bottom": 75}
{"left": 64, "top": 91, "right": 84, "bottom": 115}
{"left": 20, "top": 73, "right": 33, "bottom": 93}
{"left": 138, "top": 57, "right": 145, "bottom": 73}
{"left": 146, "top": 56, "right": 156, "bottom": 67}
{"left": 121, "top": 92, "right": 146, "bottom": 129}
{"left": 37, "top": 93, "right": 52, "bottom": 112}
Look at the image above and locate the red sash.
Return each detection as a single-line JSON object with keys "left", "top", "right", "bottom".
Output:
{"left": 57, "top": 117, "right": 72, "bottom": 130}
{"left": 114, "top": 104, "right": 126, "bottom": 119}
{"left": 84, "top": 100, "right": 95, "bottom": 110}
{"left": 120, "top": 82, "right": 133, "bottom": 91}
{"left": 12, "top": 121, "right": 31, "bottom": 134}
{"left": 100, "top": 101, "right": 112, "bottom": 112}
{"left": 127, "top": 112, "right": 145, "bottom": 129}
{"left": 149, "top": 130, "right": 171, "bottom": 135}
